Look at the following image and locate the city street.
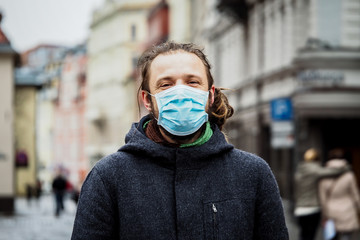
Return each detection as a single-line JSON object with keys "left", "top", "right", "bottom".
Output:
{"left": 0, "top": 194, "right": 76, "bottom": 240}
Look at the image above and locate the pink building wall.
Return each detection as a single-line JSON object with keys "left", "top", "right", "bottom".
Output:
{"left": 53, "top": 48, "right": 88, "bottom": 187}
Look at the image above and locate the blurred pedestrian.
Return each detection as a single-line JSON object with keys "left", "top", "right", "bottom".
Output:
{"left": 319, "top": 149, "right": 360, "bottom": 240}
{"left": 34, "top": 178, "right": 42, "bottom": 199}
{"left": 294, "top": 148, "right": 349, "bottom": 240}
{"left": 33, "top": 178, "right": 42, "bottom": 207}
{"left": 25, "top": 183, "right": 33, "bottom": 206}
{"left": 52, "top": 172, "right": 67, "bottom": 217}
{"left": 71, "top": 42, "right": 289, "bottom": 239}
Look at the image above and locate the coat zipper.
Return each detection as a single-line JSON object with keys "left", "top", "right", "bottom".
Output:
{"left": 212, "top": 203, "right": 218, "bottom": 240}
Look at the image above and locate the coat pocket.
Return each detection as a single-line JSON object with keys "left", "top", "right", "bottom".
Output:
{"left": 203, "top": 198, "right": 254, "bottom": 240}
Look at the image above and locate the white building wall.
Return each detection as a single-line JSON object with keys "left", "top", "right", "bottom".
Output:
{"left": 284, "top": 0, "right": 294, "bottom": 64}
{"left": 294, "top": 0, "right": 310, "bottom": 51}
{"left": 273, "top": 0, "right": 282, "bottom": 69}
{"left": 248, "top": 5, "right": 260, "bottom": 78}
{"left": 264, "top": 1, "right": 273, "bottom": 72}
{"left": 168, "top": 0, "right": 192, "bottom": 42}
{"left": 261, "top": 77, "right": 297, "bottom": 102}
{"left": 87, "top": 0, "right": 156, "bottom": 162}
{"left": 241, "top": 86, "right": 257, "bottom": 109}
{"left": 342, "top": 0, "right": 360, "bottom": 47}
{"left": 217, "top": 25, "right": 244, "bottom": 89}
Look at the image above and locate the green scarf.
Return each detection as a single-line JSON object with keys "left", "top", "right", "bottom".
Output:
{"left": 143, "top": 120, "right": 213, "bottom": 148}
{"left": 180, "top": 122, "right": 212, "bottom": 148}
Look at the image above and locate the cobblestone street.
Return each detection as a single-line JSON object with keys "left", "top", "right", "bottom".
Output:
{"left": 0, "top": 194, "right": 76, "bottom": 240}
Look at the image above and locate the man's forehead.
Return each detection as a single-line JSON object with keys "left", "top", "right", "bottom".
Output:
{"left": 152, "top": 50, "right": 200, "bottom": 62}
{"left": 150, "top": 51, "right": 205, "bottom": 73}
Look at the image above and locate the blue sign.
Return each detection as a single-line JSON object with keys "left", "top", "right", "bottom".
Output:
{"left": 271, "top": 98, "right": 293, "bottom": 121}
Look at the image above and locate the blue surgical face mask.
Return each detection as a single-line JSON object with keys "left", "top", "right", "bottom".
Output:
{"left": 149, "top": 85, "right": 210, "bottom": 136}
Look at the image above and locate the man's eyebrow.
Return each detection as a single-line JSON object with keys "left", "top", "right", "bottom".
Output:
{"left": 185, "top": 74, "right": 202, "bottom": 79}
{"left": 156, "top": 76, "right": 173, "bottom": 81}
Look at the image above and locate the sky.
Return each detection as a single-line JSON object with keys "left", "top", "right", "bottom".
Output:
{"left": 0, "top": 0, "right": 104, "bottom": 52}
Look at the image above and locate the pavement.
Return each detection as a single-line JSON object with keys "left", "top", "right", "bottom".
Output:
{"left": 0, "top": 194, "right": 76, "bottom": 240}
{"left": 0, "top": 196, "right": 329, "bottom": 240}
{"left": 283, "top": 199, "right": 325, "bottom": 240}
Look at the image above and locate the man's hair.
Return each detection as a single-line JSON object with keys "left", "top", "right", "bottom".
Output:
{"left": 328, "top": 148, "right": 345, "bottom": 160}
{"left": 304, "top": 148, "right": 320, "bottom": 162}
{"left": 137, "top": 41, "right": 234, "bottom": 130}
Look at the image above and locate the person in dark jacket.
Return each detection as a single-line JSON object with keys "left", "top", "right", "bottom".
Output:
{"left": 52, "top": 172, "right": 67, "bottom": 216}
{"left": 71, "top": 42, "right": 289, "bottom": 240}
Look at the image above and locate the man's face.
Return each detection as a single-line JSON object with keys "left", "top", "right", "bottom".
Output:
{"left": 142, "top": 51, "right": 215, "bottom": 116}
{"left": 141, "top": 50, "right": 215, "bottom": 142}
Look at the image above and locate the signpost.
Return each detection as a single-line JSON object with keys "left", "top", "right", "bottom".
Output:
{"left": 270, "top": 98, "right": 294, "bottom": 149}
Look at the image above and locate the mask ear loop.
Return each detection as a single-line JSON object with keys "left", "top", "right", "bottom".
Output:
{"left": 145, "top": 91, "right": 159, "bottom": 122}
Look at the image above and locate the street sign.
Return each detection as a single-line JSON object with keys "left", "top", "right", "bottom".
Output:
{"left": 271, "top": 98, "right": 293, "bottom": 121}
{"left": 271, "top": 121, "right": 295, "bottom": 149}
{"left": 271, "top": 133, "right": 295, "bottom": 148}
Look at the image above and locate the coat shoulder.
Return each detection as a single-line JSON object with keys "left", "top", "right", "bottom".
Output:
{"left": 230, "top": 149, "right": 270, "bottom": 168}
{"left": 92, "top": 151, "right": 135, "bottom": 175}
{"left": 225, "top": 149, "right": 273, "bottom": 180}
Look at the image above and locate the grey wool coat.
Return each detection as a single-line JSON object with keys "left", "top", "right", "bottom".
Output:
{"left": 71, "top": 116, "right": 289, "bottom": 240}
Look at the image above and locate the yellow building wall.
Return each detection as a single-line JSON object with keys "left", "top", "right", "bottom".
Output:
{"left": 14, "top": 87, "right": 37, "bottom": 196}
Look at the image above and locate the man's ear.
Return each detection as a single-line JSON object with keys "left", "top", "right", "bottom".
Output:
{"left": 141, "top": 90, "right": 152, "bottom": 111}
{"left": 209, "top": 85, "right": 215, "bottom": 106}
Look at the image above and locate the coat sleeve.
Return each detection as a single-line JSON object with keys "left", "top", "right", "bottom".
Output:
{"left": 253, "top": 161, "right": 289, "bottom": 240}
{"left": 318, "top": 179, "right": 329, "bottom": 217}
{"left": 314, "top": 164, "right": 349, "bottom": 179}
{"left": 71, "top": 167, "right": 118, "bottom": 240}
{"left": 349, "top": 172, "right": 360, "bottom": 212}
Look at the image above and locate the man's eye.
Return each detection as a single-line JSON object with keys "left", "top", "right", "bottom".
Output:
{"left": 160, "top": 83, "right": 172, "bottom": 88}
{"left": 189, "top": 81, "right": 199, "bottom": 85}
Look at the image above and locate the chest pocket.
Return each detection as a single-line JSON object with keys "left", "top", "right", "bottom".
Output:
{"left": 203, "top": 198, "right": 255, "bottom": 240}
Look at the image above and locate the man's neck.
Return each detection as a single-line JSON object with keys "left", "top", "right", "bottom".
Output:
{"left": 159, "top": 127, "right": 203, "bottom": 145}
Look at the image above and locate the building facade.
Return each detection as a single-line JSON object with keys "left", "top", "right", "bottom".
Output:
{"left": 15, "top": 44, "right": 67, "bottom": 195}
{"left": 36, "top": 47, "right": 67, "bottom": 192}
{"left": 188, "top": 0, "right": 360, "bottom": 199}
{"left": 168, "top": 0, "right": 192, "bottom": 42}
{"left": 86, "top": 0, "right": 157, "bottom": 166}
{"left": 144, "top": 0, "right": 169, "bottom": 48}
{"left": 53, "top": 45, "right": 88, "bottom": 187}
{"left": 14, "top": 85, "right": 38, "bottom": 196}
{"left": 0, "top": 13, "right": 17, "bottom": 212}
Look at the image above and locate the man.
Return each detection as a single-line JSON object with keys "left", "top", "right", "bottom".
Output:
{"left": 71, "top": 42, "right": 289, "bottom": 239}
{"left": 52, "top": 172, "right": 67, "bottom": 216}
